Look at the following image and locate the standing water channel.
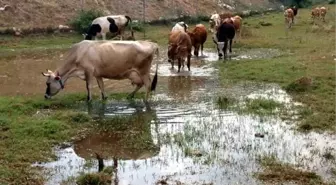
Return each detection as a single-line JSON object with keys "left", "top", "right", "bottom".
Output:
{"left": 35, "top": 48, "right": 336, "bottom": 185}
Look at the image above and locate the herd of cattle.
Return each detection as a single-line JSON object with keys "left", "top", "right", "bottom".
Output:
{"left": 284, "top": 6, "right": 329, "bottom": 28}
{"left": 42, "top": 6, "right": 329, "bottom": 101}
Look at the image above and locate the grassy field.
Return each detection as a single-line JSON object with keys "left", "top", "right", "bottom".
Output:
{"left": 219, "top": 4, "right": 336, "bottom": 132}
{"left": 0, "top": 4, "right": 335, "bottom": 185}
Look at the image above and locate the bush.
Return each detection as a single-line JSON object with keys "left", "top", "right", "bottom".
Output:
{"left": 328, "top": 0, "right": 335, "bottom": 4}
{"left": 131, "top": 21, "right": 145, "bottom": 32}
{"left": 70, "top": 9, "right": 104, "bottom": 33}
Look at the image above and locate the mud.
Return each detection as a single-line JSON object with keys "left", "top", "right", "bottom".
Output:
{"left": 0, "top": 47, "right": 282, "bottom": 96}
{"left": 31, "top": 47, "right": 336, "bottom": 185}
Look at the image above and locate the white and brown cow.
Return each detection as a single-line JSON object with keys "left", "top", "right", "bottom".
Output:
{"left": 171, "top": 21, "right": 189, "bottom": 32}
{"left": 209, "top": 12, "right": 233, "bottom": 33}
{"left": 42, "top": 40, "right": 159, "bottom": 101}
{"left": 284, "top": 8, "right": 295, "bottom": 29}
{"left": 320, "top": 7, "right": 327, "bottom": 22}
{"left": 84, "top": 15, "right": 134, "bottom": 40}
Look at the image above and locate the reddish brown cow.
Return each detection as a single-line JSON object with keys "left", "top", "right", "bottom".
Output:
{"left": 320, "top": 7, "right": 327, "bottom": 22}
{"left": 187, "top": 24, "right": 207, "bottom": 57}
{"left": 311, "top": 7, "right": 321, "bottom": 21}
{"left": 219, "top": 12, "right": 233, "bottom": 21}
{"left": 284, "top": 8, "right": 294, "bottom": 29}
{"left": 224, "top": 15, "right": 243, "bottom": 39}
{"left": 168, "top": 30, "right": 192, "bottom": 72}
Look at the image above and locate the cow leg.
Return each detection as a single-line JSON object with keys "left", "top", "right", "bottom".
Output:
{"left": 85, "top": 75, "right": 93, "bottom": 101}
{"left": 96, "top": 77, "right": 107, "bottom": 100}
{"left": 187, "top": 54, "right": 191, "bottom": 71}
{"left": 128, "top": 85, "right": 142, "bottom": 99}
{"left": 143, "top": 75, "right": 152, "bottom": 102}
{"left": 201, "top": 44, "right": 204, "bottom": 56}
{"left": 177, "top": 58, "right": 182, "bottom": 73}
{"left": 102, "top": 33, "right": 106, "bottom": 40}
{"left": 223, "top": 41, "right": 228, "bottom": 59}
{"left": 127, "top": 70, "right": 143, "bottom": 99}
{"left": 171, "top": 60, "right": 174, "bottom": 69}
{"left": 229, "top": 39, "right": 233, "bottom": 53}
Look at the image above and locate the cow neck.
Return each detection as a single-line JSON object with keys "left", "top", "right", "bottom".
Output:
{"left": 55, "top": 63, "right": 77, "bottom": 84}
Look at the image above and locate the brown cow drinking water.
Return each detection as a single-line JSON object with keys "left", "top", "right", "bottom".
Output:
{"left": 168, "top": 30, "right": 192, "bottom": 72}
{"left": 42, "top": 40, "right": 159, "bottom": 102}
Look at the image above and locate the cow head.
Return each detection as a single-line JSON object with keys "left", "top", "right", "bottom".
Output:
{"left": 41, "top": 69, "right": 64, "bottom": 99}
{"left": 167, "top": 43, "right": 177, "bottom": 63}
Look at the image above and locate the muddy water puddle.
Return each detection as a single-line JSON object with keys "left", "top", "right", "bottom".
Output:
{"left": 0, "top": 47, "right": 283, "bottom": 96}
{"left": 35, "top": 78, "right": 336, "bottom": 185}
{"left": 26, "top": 46, "right": 336, "bottom": 185}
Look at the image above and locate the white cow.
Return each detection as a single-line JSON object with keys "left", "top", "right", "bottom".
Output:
{"left": 171, "top": 21, "right": 188, "bottom": 32}
{"left": 42, "top": 40, "right": 159, "bottom": 101}
{"left": 209, "top": 13, "right": 221, "bottom": 33}
{"left": 84, "top": 15, "right": 134, "bottom": 40}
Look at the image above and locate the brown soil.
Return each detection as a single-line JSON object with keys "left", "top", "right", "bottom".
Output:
{"left": 0, "top": 0, "right": 280, "bottom": 28}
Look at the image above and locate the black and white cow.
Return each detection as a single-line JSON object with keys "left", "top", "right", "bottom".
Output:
{"left": 213, "top": 19, "right": 235, "bottom": 59}
{"left": 84, "top": 15, "right": 134, "bottom": 40}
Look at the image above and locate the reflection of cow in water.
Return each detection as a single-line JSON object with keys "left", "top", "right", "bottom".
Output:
{"left": 75, "top": 105, "right": 160, "bottom": 184}
{"left": 167, "top": 76, "right": 192, "bottom": 100}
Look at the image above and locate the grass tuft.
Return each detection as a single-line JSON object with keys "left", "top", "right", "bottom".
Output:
{"left": 257, "top": 155, "right": 331, "bottom": 185}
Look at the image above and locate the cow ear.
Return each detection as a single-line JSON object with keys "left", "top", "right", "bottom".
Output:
{"left": 54, "top": 76, "right": 61, "bottom": 81}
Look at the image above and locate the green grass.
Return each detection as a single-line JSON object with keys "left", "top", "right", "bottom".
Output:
{"left": 0, "top": 93, "right": 151, "bottom": 185}
{"left": 219, "top": 4, "right": 336, "bottom": 132}
{"left": 256, "top": 155, "right": 336, "bottom": 185}
{"left": 0, "top": 5, "right": 335, "bottom": 184}
{"left": 243, "top": 98, "right": 284, "bottom": 116}
{"left": 216, "top": 95, "right": 287, "bottom": 118}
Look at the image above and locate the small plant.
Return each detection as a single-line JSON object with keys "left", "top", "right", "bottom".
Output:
{"left": 216, "top": 96, "right": 236, "bottom": 110}
{"left": 76, "top": 173, "right": 110, "bottom": 185}
{"left": 131, "top": 21, "right": 145, "bottom": 32}
{"left": 285, "top": 77, "right": 313, "bottom": 93}
{"left": 70, "top": 9, "right": 104, "bottom": 33}
{"left": 244, "top": 98, "right": 283, "bottom": 116}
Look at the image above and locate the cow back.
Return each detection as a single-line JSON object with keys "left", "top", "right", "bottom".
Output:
{"left": 189, "top": 24, "right": 207, "bottom": 46}
{"left": 168, "top": 31, "right": 192, "bottom": 59}
{"left": 216, "top": 23, "right": 235, "bottom": 42}
{"left": 80, "top": 41, "right": 156, "bottom": 78}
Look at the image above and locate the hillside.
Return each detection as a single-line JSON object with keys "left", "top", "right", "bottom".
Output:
{"left": 0, "top": 0, "right": 282, "bottom": 28}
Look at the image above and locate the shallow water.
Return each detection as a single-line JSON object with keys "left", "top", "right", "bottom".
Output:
{"left": 34, "top": 47, "right": 336, "bottom": 185}
{"left": 37, "top": 83, "right": 336, "bottom": 185}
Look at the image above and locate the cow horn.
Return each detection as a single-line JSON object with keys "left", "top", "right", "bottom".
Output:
{"left": 42, "top": 72, "right": 50, "bottom": 77}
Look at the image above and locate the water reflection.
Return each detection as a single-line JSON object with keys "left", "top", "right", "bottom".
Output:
{"left": 37, "top": 82, "right": 336, "bottom": 185}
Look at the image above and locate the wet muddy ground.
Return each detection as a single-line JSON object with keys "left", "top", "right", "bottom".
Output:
{"left": 18, "top": 47, "right": 335, "bottom": 185}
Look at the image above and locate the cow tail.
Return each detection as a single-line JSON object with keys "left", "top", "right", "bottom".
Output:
{"left": 151, "top": 48, "right": 159, "bottom": 91}
{"left": 125, "top": 15, "right": 134, "bottom": 39}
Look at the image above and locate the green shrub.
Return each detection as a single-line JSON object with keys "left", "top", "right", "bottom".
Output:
{"left": 131, "top": 21, "right": 145, "bottom": 32}
{"left": 328, "top": 0, "right": 335, "bottom": 4}
{"left": 70, "top": 9, "right": 104, "bottom": 33}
